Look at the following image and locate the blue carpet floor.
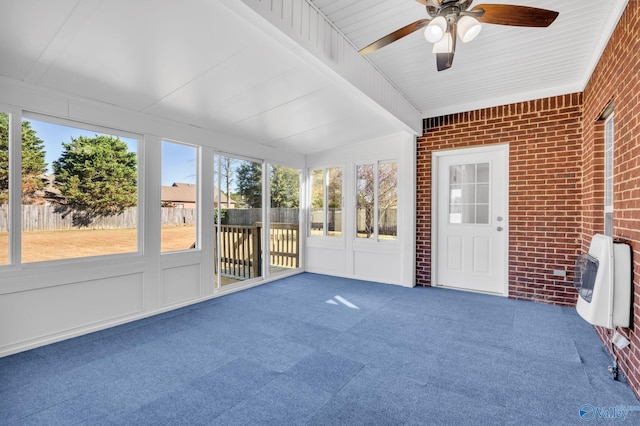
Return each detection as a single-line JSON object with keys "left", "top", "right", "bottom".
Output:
{"left": 1, "top": 273, "right": 638, "bottom": 425}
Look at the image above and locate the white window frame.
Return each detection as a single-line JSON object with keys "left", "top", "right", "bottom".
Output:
{"left": 307, "top": 166, "right": 343, "bottom": 238}
{"left": 160, "top": 139, "right": 200, "bottom": 254}
{"left": 355, "top": 159, "right": 398, "bottom": 242}
{"left": 604, "top": 112, "right": 614, "bottom": 236}
{"left": 19, "top": 112, "right": 144, "bottom": 265}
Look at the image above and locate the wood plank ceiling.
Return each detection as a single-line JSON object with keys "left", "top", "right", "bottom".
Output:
{"left": 312, "top": 0, "right": 628, "bottom": 117}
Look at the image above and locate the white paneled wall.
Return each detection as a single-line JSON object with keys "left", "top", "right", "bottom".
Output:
{"left": 0, "top": 78, "right": 304, "bottom": 357}
{"left": 305, "top": 132, "right": 416, "bottom": 287}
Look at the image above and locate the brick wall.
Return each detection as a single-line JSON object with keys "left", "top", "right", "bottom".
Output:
{"left": 416, "top": 94, "right": 583, "bottom": 306}
{"left": 582, "top": 2, "right": 640, "bottom": 400}
{"left": 417, "top": 1, "right": 640, "bottom": 400}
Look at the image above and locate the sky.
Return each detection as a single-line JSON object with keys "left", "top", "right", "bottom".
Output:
{"left": 27, "top": 118, "right": 196, "bottom": 187}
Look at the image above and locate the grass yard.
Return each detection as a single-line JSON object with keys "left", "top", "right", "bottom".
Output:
{"left": 0, "top": 226, "right": 196, "bottom": 264}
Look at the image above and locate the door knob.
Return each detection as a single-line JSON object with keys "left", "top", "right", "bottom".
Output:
{"left": 497, "top": 226, "right": 504, "bottom": 231}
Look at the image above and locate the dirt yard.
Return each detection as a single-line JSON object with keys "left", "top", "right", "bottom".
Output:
{"left": 0, "top": 226, "right": 196, "bottom": 264}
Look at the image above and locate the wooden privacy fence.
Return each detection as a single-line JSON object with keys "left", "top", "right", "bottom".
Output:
{"left": 1, "top": 205, "right": 198, "bottom": 232}
{"left": 224, "top": 208, "right": 299, "bottom": 226}
{"left": 215, "top": 222, "right": 299, "bottom": 280}
{"left": 4, "top": 206, "right": 297, "bottom": 232}
{"left": 356, "top": 207, "right": 397, "bottom": 236}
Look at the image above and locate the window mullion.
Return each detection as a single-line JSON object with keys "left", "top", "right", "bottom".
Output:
{"left": 9, "top": 110, "right": 22, "bottom": 266}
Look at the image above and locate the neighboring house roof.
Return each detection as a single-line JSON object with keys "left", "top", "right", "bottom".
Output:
{"left": 161, "top": 183, "right": 196, "bottom": 204}
{"left": 161, "top": 182, "right": 235, "bottom": 206}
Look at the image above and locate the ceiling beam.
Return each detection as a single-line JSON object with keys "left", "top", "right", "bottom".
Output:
{"left": 221, "top": 0, "right": 423, "bottom": 136}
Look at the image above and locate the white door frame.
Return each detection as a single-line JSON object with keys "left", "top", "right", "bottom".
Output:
{"left": 431, "top": 144, "right": 509, "bottom": 296}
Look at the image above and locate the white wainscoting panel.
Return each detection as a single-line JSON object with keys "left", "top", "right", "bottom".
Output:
{"left": 161, "top": 264, "right": 201, "bottom": 307}
{"left": 306, "top": 246, "right": 346, "bottom": 276}
{"left": 354, "top": 250, "right": 402, "bottom": 285}
{"left": 0, "top": 273, "right": 144, "bottom": 352}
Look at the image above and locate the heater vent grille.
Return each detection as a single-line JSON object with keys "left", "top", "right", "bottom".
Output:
{"left": 574, "top": 253, "right": 599, "bottom": 303}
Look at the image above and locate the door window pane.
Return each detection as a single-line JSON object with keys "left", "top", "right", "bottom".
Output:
{"left": 0, "top": 112, "right": 8, "bottom": 265}
{"left": 22, "top": 117, "right": 139, "bottom": 263}
{"left": 214, "top": 155, "right": 262, "bottom": 286}
{"left": 269, "top": 164, "right": 300, "bottom": 274}
{"left": 449, "top": 162, "right": 490, "bottom": 224}
{"left": 161, "top": 141, "right": 197, "bottom": 253}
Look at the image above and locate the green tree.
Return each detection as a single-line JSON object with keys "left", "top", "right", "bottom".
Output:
{"left": 53, "top": 135, "right": 137, "bottom": 215}
{"left": 310, "top": 169, "right": 324, "bottom": 209}
{"left": 0, "top": 114, "right": 47, "bottom": 204}
{"left": 236, "top": 160, "right": 262, "bottom": 208}
{"left": 270, "top": 166, "right": 299, "bottom": 208}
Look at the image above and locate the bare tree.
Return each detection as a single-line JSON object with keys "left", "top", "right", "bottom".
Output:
{"left": 219, "top": 156, "right": 236, "bottom": 209}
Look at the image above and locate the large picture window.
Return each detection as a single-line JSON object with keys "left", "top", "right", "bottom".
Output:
{"left": 161, "top": 140, "right": 198, "bottom": 253}
{"left": 309, "top": 167, "right": 342, "bottom": 237}
{"left": 356, "top": 161, "right": 398, "bottom": 241}
{"left": 21, "top": 115, "right": 139, "bottom": 263}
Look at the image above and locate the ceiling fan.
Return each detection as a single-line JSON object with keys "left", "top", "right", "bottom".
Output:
{"left": 358, "top": 0, "right": 559, "bottom": 71}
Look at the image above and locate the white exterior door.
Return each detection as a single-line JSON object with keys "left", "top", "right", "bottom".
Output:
{"left": 434, "top": 145, "right": 508, "bottom": 295}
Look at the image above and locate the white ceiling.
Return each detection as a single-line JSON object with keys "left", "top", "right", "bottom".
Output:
{"left": 0, "top": 0, "right": 628, "bottom": 154}
{"left": 318, "top": 0, "right": 627, "bottom": 118}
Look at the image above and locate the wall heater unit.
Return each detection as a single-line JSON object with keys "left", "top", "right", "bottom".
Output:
{"left": 574, "top": 234, "right": 631, "bottom": 329}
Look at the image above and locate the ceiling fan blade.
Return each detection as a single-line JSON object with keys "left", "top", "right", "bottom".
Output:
{"left": 415, "top": 0, "right": 441, "bottom": 6}
{"left": 359, "top": 19, "right": 430, "bottom": 55}
{"left": 471, "top": 4, "right": 558, "bottom": 27}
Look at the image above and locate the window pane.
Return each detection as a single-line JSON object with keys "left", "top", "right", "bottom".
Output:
{"left": 309, "top": 169, "right": 324, "bottom": 236}
{"left": 327, "top": 167, "right": 342, "bottom": 237}
{"left": 477, "top": 205, "right": 489, "bottom": 224}
{"left": 449, "top": 162, "right": 489, "bottom": 225}
{"left": 0, "top": 112, "right": 8, "bottom": 265}
{"left": 356, "top": 164, "right": 374, "bottom": 239}
{"left": 215, "top": 156, "right": 263, "bottom": 285}
{"left": 21, "top": 118, "right": 138, "bottom": 262}
{"left": 269, "top": 164, "right": 300, "bottom": 274}
{"left": 477, "top": 163, "right": 489, "bottom": 183}
{"left": 378, "top": 162, "right": 397, "bottom": 240}
{"left": 161, "top": 141, "right": 197, "bottom": 253}
{"left": 477, "top": 183, "right": 489, "bottom": 204}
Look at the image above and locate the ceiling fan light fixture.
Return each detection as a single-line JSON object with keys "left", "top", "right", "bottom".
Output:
{"left": 424, "top": 16, "right": 447, "bottom": 43}
{"left": 457, "top": 15, "right": 482, "bottom": 43}
{"left": 432, "top": 32, "right": 453, "bottom": 54}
